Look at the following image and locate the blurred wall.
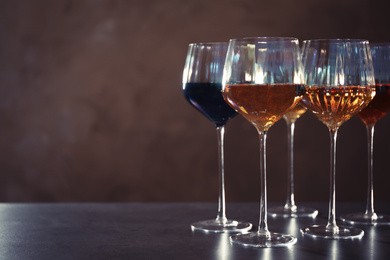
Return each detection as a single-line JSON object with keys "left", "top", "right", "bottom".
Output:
{"left": 0, "top": 0, "right": 389, "bottom": 202}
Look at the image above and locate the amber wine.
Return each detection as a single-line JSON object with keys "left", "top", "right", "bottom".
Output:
{"left": 283, "top": 103, "right": 306, "bottom": 123}
{"left": 302, "top": 86, "right": 376, "bottom": 130}
{"left": 222, "top": 84, "right": 303, "bottom": 132}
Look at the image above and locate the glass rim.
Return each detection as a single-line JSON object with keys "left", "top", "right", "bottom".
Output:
{"left": 302, "top": 39, "right": 370, "bottom": 44}
{"left": 188, "top": 42, "right": 228, "bottom": 47}
{"left": 228, "top": 36, "right": 299, "bottom": 43}
{"left": 370, "top": 42, "right": 390, "bottom": 47}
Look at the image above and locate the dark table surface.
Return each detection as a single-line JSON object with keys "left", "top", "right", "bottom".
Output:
{"left": 0, "top": 202, "right": 389, "bottom": 259}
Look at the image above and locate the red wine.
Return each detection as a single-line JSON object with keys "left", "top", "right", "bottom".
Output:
{"left": 357, "top": 84, "right": 390, "bottom": 126}
{"left": 222, "top": 84, "right": 303, "bottom": 132}
{"left": 183, "top": 83, "right": 237, "bottom": 126}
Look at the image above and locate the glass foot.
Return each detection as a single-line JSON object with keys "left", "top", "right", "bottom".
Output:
{"left": 301, "top": 225, "right": 364, "bottom": 239}
{"left": 341, "top": 213, "right": 390, "bottom": 225}
{"left": 268, "top": 205, "right": 318, "bottom": 218}
{"left": 191, "top": 219, "right": 252, "bottom": 233}
{"left": 230, "top": 231, "right": 297, "bottom": 248}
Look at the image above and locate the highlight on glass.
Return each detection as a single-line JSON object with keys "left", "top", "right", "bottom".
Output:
{"left": 222, "top": 37, "right": 304, "bottom": 247}
{"left": 182, "top": 42, "right": 252, "bottom": 233}
{"left": 300, "top": 39, "right": 376, "bottom": 239}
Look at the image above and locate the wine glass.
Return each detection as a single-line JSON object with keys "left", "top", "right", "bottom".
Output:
{"left": 341, "top": 43, "right": 390, "bottom": 225}
{"left": 268, "top": 102, "right": 319, "bottom": 218}
{"left": 300, "top": 39, "right": 376, "bottom": 239}
{"left": 222, "top": 37, "right": 303, "bottom": 247}
{"left": 182, "top": 42, "right": 252, "bottom": 233}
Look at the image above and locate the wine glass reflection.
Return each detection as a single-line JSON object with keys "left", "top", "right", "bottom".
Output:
{"left": 215, "top": 234, "right": 232, "bottom": 260}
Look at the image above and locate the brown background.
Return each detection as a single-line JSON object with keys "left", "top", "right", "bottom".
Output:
{"left": 0, "top": 0, "right": 389, "bottom": 203}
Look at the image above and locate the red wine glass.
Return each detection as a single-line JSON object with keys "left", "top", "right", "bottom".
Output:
{"left": 341, "top": 43, "right": 390, "bottom": 225}
{"left": 183, "top": 42, "right": 252, "bottom": 233}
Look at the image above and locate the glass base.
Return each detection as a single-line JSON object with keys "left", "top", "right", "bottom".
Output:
{"left": 340, "top": 213, "right": 390, "bottom": 225}
{"left": 230, "top": 231, "right": 297, "bottom": 248}
{"left": 301, "top": 225, "right": 364, "bottom": 239}
{"left": 268, "top": 205, "right": 318, "bottom": 218}
{"left": 191, "top": 219, "right": 252, "bottom": 233}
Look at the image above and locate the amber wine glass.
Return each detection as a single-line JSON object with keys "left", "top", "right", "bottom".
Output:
{"left": 183, "top": 42, "right": 252, "bottom": 233}
{"left": 300, "top": 39, "right": 376, "bottom": 239}
{"left": 268, "top": 102, "right": 319, "bottom": 218}
{"left": 222, "top": 37, "right": 303, "bottom": 247}
{"left": 341, "top": 43, "right": 390, "bottom": 225}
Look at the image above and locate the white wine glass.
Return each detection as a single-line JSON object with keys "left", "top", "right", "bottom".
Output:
{"left": 341, "top": 43, "right": 390, "bottom": 225}
{"left": 268, "top": 102, "right": 319, "bottom": 218}
{"left": 222, "top": 37, "right": 303, "bottom": 247}
{"left": 300, "top": 39, "right": 376, "bottom": 239}
{"left": 183, "top": 42, "right": 252, "bottom": 233}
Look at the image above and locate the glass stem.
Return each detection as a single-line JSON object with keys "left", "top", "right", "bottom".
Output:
{"left": 216, "top": 125, "right": 228, "bottom": 224}
{"left": 326, "top": 128, "right": 339, "bottom": 233}
{"left": 258, "top": 131, "right": 270, "bottom": 237}
{"left": 285, "top": 120, "right": 297, "bottom": 210}
{"left": 364, "top": 124, "right": 377, "bottom": 219}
